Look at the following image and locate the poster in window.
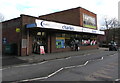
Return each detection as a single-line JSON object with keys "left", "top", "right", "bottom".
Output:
{"left": 83, "top": 14, "right": 96, "bottom": 29}
{"left": 22, "top": 39, "right": 27, "bottom": 48}
{"left": 82, "top": 40, "right": 97, "bottom": 46}
{"left": 56, "top": 37, "right": 65, "bottom": 48}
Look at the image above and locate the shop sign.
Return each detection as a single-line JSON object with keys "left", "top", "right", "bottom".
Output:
{"left": 62, "top": 25, "right": 74, "bottom": 31}
{"left": 16, "top": 28, "right": 20, "bottom": 32}
{"left": 98, "top": 31, "right": 105, "bottom": 35}
{"left": 40, "top": 21, "right": 50, "bottom": 28}
{"left": 35, "top": 19, "right": 104, "bottom": 35}
{"left": 92, "top": 30, "right": 99, "bottom": 34}
{"left": 35, "top": 19, "right": 82, "bottom": 32}
{"left": 82, "top": 28, "right": 92, "bottom": 33}
{"left": 36, "top": 19, "right": 62, "bottom": 30}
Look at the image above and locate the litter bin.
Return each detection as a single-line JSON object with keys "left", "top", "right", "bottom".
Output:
{"left": 4, "top": 43, "right": 17, "bottom": 54}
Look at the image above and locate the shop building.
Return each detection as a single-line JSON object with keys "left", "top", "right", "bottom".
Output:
{"left": 2, "top": 7, "right": 104, "bottom": 56}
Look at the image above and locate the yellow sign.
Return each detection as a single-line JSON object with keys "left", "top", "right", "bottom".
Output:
{"left": 16, "top": 28, "right": 20, "bottom": 32}
{"left": 56, "top": 37, "right": 65, "bottom": 39}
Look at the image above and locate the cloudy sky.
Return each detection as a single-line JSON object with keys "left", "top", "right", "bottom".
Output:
{"left": 0, "top": 0, "right": 119, "bottom": 29}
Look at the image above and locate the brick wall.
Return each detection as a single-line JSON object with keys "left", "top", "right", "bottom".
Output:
{"left": 39, "top": 7, "right": 80, "bottom": 26}
{"left": 20, "top": 15, "right": 38, "bottom": 56}
{"left": 2, "top": 17, "right": 21, "bottom": 55}
{"left": 39, "top": 7, "right": 97, "bottom": 30}
{"left": 80, "top": 45, "right": 98, "bottom": 50}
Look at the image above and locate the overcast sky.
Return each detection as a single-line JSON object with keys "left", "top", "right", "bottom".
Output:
{"left": 0, "top": 0, "right": 119, "bottom": 29}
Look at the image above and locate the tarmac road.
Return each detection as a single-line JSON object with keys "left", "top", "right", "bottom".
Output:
{"left": 42, "top": 53, "right": 118, "bottom": 81}
{"left": 2, "top": 51, "right": 118, "bottom": 82}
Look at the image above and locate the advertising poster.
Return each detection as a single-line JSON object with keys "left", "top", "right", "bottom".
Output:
{"left": 83, "top": 14, "right": 96, "bottom": 29}
{"left": 56, "top": 37, "right": 65, "bottom": 48}
{"left": 22, "top": 39, "right": 27, "bottom": 48}
{"left": 82, "top": 40, "right": 97, "bottom": 46}
{"left": 40, "top": 46, "right": 45, "bottom": 54}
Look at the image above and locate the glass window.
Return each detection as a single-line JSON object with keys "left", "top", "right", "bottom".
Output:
{"left": 56, "top": 33, "right": 82, "bottom": 48}
{"left": 82, "top": 34, "right": 97, "bottom": 46}
{"left": 56, "top": 33, "right": 70, "bottom": 48}
{"left": 56, "top": 33, "right": 97, "bottom": 48}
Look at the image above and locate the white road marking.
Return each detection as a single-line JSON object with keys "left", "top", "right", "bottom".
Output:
{"left": 83, "top": 53, "right": 91, "bottom": 56}
{"left": 17, "top": 60, "right": 90, "bottom": 82}
{"left": 109, "top": 53, "right": 117, "bottom": 56}
{"left": 84, "top": 61, "right": 89, "bottom": 66}
{"left": 83, "top": 54, "right": 86, "bottom": 56}
{"left": 13, "top": 64, "right": 32, "bottom": 67}
{"left": 2, "top": 61, "right": 48, "bottom": 70}
{"left": 115, "top": 79, "right": 120, "bottom": 81}
{"left": 86, "top": 54, "right": 91, "bottom": 56}
{"left": 65, "top": 61, "right": 89, "bottom": 69}
{"left": 64, "top": 66, "right": 76, "bottom": 69}
{"left": 17, "top": 56, "right": 106, "bottom": 82}
{"left": 47, "top": 68, "right": 63, "bottom": 78}
{"left": 18, "top": 68, "right": 64, "bottom": 82}
{"left": 37, "top": 61, "right": 48, "bottom": 65}
{"left": 65, "top": 57, "right": 71, "bottom": 59}
{"left": 100, "top": 57, "right": 104, "bottom": 60}
{"left": 20, "top": 77, "right": 48, "bottom": 82}
{"left": 2, "top": 67, "right": 11, "bottom": 70}
{"left": 57, "top": 58, "right": 65, "bottom": 60}
{"left": 2, "top": 56, "right": 71, "bottom": 70}
{"left": 8, "top": 53, "right": 117, "bottom": 82}
{"left": 3, "top": 52, "right": 109, "bottom": 70}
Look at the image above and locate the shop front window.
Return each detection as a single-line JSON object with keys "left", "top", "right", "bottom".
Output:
{"left": 56, "top": 33, "right": 82, "bottom": 48}
{"left": 82, "top": 34, "right": 97, "bottom": 46}
{"left": 56, "top": 37, "right": 65, "bottom": 48}
{"left": 56, "top": 33, "right": 97, "bottom": 48}
{"left": 32, "top": 31, "right": 47, "bottom": 53}
{"left": 56, "top": 33, "right": 65, "bottom": 48}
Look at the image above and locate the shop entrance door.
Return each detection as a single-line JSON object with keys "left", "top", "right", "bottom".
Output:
{"left": 32, "top": 31, "right": 47, "bottom": 54}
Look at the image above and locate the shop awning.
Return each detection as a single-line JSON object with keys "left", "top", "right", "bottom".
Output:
{"left": 26, "top": 23, "right": 36, "bottom": 28}
{"left": 26, "top": 19, "right": 104, "bottom": 35}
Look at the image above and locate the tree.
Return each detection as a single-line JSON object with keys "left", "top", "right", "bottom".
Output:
{"left": 104, "top": 18, "right": 119, "bottom": 29}
{"left": 101, "top": 17, "right": 119, "bottom": 46}
{"left": 0, "top": 13, "right": 4, "bottom": 22}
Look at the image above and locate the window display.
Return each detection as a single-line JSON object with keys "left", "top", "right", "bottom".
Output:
{"left": 56, "top": 33, "right": 82, "bottom": 48}
{"left": 56, "top": 33, "right": 97, "bottom": 48}
{"left": 56, "top": 37, "right": 65, "bottom": 48}
{"left": 82, "top": 39, "right": 97, "bottom": 46}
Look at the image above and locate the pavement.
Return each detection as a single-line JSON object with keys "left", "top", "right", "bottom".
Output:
{"left": 2, "top": 48, "right": 110, "bottom": 67}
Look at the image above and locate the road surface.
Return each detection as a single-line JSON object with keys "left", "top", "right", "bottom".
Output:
{"left": 2, "top": 51, "right": 119, "bottom": 82}
{"left": 42, "top": 52, "right": 118, "bottom": 81}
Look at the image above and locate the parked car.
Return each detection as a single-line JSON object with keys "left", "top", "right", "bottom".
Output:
{"left": 109, "top": 41, "right": 118, "bottom": 51}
